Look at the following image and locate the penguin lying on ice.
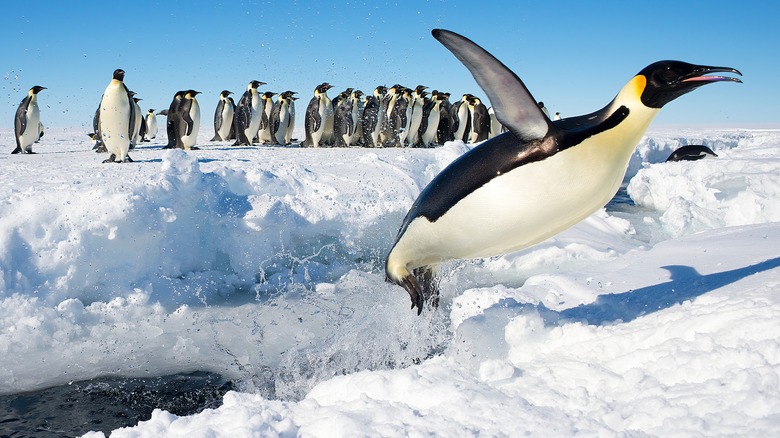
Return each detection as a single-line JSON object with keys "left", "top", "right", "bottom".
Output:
{"left": 386, "top": 29, "right": 742, "bottom": 314}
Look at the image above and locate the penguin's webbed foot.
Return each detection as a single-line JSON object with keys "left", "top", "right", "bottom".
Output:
{"left": 11, "top": 147, "right": 22, "bottom": 154}
{"left": 102, "top": 154, "right": 117, "bottom": 163}
{"left": 400, "top": 275, "right": 425, "bottom": 315}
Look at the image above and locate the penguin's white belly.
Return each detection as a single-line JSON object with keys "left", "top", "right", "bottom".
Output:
{"left": 218, "top": 105, "right": 234, "bottom": 140}
{"left": 100, "top": 85, "right": 132, "bottom": 158}
{"left": 421, "top": 108, "right": 440, "bottom": 145}
{"left": 398, "top": 141, "right": 633, "bottom": 268}
{"left": 19, "top": 103, "right": 41, "bottom": 149}
{"left": 285, "top": 106, "right": 295, "bottom": 144}
{"left": 147, "top": 115, "right": 158, "bottom": 139}
{"left": 275, "top": 107, "right": 290, "bottom": 144}
{"left": 182, "top": 103, "right": 200, "bottom": 149}
{"left": 247, "top": 99, "right": 262, "bottom": 138}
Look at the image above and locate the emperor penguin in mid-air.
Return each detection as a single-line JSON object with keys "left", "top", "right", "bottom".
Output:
{"left": 12, "top": 85, "right": 46, "bottom": 154}
{"left": 233, "top": 80, "right": 266, "bottom": 146}
{"left": 386, "top": 29, "right": 742, "bottom": 314}
{"left": 177, "top": 89, "right": 201, "bottom": 150}
{"left": 303, "top": 82, "right": 334, "bottom": 147}
{"left": 143, "top": 109, "right": 158, "bottom": 141}
{"left": 98, "top": 69, "right": 136, "bottom": 163}
{"left": 211, "top": 90, "right": 235, "bottom": 141}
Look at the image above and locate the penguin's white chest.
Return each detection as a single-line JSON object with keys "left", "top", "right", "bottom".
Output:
{"left": 19, "top": 100, "right": 41, "bottom": 148}
{"left": 218, "top": 103, "right": 234, "bottom": 139}
{"left": 182, "top": 100, "right": 201, "bottom": 148}
{"left": 399, "top": 138, "right": 635, "bottom": 268}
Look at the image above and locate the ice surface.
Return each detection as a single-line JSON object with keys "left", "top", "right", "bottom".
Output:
{"left": 0, "top": 127, "right": 778, "bottom": 436}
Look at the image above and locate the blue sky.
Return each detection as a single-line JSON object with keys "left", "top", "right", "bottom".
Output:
{"left": 1, "top": 1, "right": 776, "bottom": 130}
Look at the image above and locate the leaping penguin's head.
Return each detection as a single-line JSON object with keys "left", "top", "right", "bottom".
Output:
{"left": 638, "top": 61, "right": 742, "bottom": 108}
{"left": 112, "top": 69, "right": 125, "bottom": 81}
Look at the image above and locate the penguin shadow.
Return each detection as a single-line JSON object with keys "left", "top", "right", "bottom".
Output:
{"left": 482, "top": 257, "right": 780, "bottom": 327}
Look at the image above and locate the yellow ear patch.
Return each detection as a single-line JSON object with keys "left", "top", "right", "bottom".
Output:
{"left": 631, "top": 75, "right": 647, "bottom": 98}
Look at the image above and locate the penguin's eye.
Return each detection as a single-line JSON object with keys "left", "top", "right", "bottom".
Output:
{"left": 658, "top": 68, "right": 678, "bottom": 84}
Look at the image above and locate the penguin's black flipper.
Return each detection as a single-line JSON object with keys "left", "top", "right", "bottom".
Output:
{"left": 432, "top": 29, "right": 550, "bottom": 143}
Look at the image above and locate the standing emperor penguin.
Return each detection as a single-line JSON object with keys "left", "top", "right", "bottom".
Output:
{"left": 163, "top": 91, "right": 186, "bottom": 149}
{"left": 406, "top": 85, "right": 427, "bottom": 146}
{"left": 12, "top": 85, "right": 46, "bottom": 154}
{"left": 130, "top": 95, "right": 144, "bottom": 149}
{"left": 361, "top": 85, "right": 387, "bottom": 148}
{"left": 177, "top": 90, "right": 201, "bottom": 150}
{"left": 211, "top": 90, "right": 235, "bottom": 141}
{"left": 467, "top": 95, "right": 490, "bottom": 143}
{"left": 270, "top": 90, "right": 296, "bottom": 145}
{"left": 436, "top": 91, "right": 453, "bottom": 143}
{"left": 99, "top": 69, "right": 136, "bottom": 163}
{"left": 450, "top": 93, "right": 472, "bottom": 143}
{"left": 487, "top": 106, "right": 504, "bottom": 138}
{"left": 257, "top": 91, "right": 276, "bottom": 144}
{"left": 143, "top": 109, "right": 158, "bottom": 141}
{"left": 233, "top": 80, "right": 266, "bottom": 146}
{"left": 386, "top": 29, "right": 742, "bottom": 314}
{"left": 348, "top": 89, "right": 364, "bottom": 145}
{"left": 379, "top": 84, "right": 403, "bottom": 146}
{"left": 418, "top": 91, "right": 445, "bottom": 148}
{"left": 285, "top": 95, "right": 297, "bottom": 145}
{"left": 303, "top": 82, "right": 334, "bottom": 147}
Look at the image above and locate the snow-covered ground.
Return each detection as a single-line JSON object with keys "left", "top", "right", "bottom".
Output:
{"left": 1, "top": 125, "right": 778, "bottom": 436}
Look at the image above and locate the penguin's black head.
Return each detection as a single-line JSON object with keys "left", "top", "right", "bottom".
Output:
{"left": 31, "top": 86, "right": 46, "bottom": 94}
{"left": 186, "top": 90, "right": 201, "bottom": 97}
{"left": 112, "top": 69, "right": 125, "bottom": 81}
{"left": 639, "top": 61, "right": 742, "bottom": 108}
{"left": 263, "top": 91, "right": 276, "bottom": 98}
{"left": 221, "top": 90, "right": 233, "bottom": 97}
{"left": 250, "top": 80, "right": 266, "bottom": 89}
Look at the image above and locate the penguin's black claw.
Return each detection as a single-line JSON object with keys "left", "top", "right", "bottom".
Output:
{"left": 401, "top": 275, "right": 424, "bottom": 315}
{"left": 11, "top": 147, "right": 22, "bottom": 154}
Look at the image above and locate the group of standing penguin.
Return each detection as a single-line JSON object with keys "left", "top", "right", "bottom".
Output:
{"left": 10, "top": 69, "right": 547, "bottom": 161}
{"left": 303, "top": 83, "right": 509, "bottom": 148}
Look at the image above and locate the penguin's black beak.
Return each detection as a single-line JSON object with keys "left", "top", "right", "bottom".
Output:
{"left": 681, "top": 66, "right": 743, "bottom": 84}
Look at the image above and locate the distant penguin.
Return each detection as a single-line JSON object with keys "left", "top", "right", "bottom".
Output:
{"left": 270, "top": 90, "right": 296, "bottom": 145}
{"left": 362, "top": 85, "right": 387, "bottom": 148}
{"left": 553, "top": 112, "right": 562, "bottom": 121}
{"left": 98, "top": 69, "right": 135, "bottom": 163}
{"left": 285, "top": 95, "right": 297, "bottom": 145}
{"left": 303, "top": 82, "right": 335, "bottom": 147}
{"left": 386, "top": 29, "right": 741, "bottom": 313}
{"left": 143, "top": 109, "right": 158, "bottom": 141}
{"left": 90, "top": 103, "right": 106, "bottom": 152}
{"left": 487, "top": 106, "right": 503, "bottom": 139}
{"left": 436, "top": 91, "right": 452, "bottom": 143}
{"left": 257, "top": 91, "right": 276, "bottom": 144}
{"left": 233, "top": 80, "right": 266, "bottom": 146}
{"left": 163, "top": 91, "right": 186, "bottom": 149}
{"left": 333, "top": 94, "right": 355, "bottom": 147}
{"left": 380, "top": 84, "right": 403, "bottom": 146}
{"left": 467, "top": 96, "right": 490, "bottom": 143}
{"left": 418, "top": 91, "right": 444, "bottom": 148}
{"left": 211, "top": 90, "right": 235, "bottom": 141}
{"left": 36, "top": 122, "right": 44, "bottom": 143}
{"left": 348, "top": 90, "right": 364, "bottom": 145}
{"left": 130, "top": 95, "right": 144, "bottom": 149}
{"left": 12, "top": 85, "right": 46, "bottom": 154}
{"left": 666, "top": 145, "right": 718, "bottom": 162}
{"left": 450, "top": 94, "right": 472, "bottom": 143}
{"left": 538, "top": 101, "right": 550, "bottom": 118}
{"left": 406, "top": 85, "right": 427, "bottom": 146}
{"left": 398, "top": 88, "right": 415, "bottom": 146}
{"left": 177, "top": 90, "right": 201, "bottom": 150}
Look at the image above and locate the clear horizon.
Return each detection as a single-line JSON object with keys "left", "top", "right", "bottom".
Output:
{"left": 1, "top": 1, "right": 776, "bottom": 131}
